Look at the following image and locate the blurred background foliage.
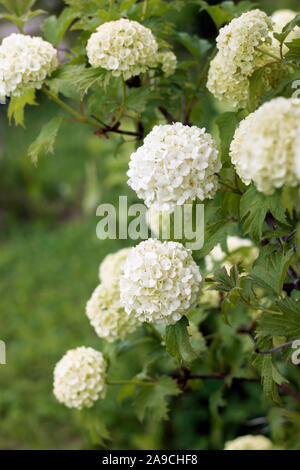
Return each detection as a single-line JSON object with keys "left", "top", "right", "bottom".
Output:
{"left": 0, "top": 0, "right": 299, "bottom": 450}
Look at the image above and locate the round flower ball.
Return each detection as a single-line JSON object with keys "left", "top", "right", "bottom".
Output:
{"left": 127, "top": 122, "right": 220, "bottom": 213}
{"left": 87, "top": 19, "right": 158, "bottom": 80}
{"left": 120, "top": 238, "right": 202, "bottom": 325}
{"left": 53, "top": 347, "right": 107, "bottom": 409}
{"left": 225, "top": 435, "right": 272, "bottom": 450}
{"left": 86, "top": 283, "right": 138, "bottom": 342}
{"left": 156, "top": 50, "right": 177, "bottom": 77}
{"left": 0, "top": 33, "right": 58, "bottom": 100}
{"left": 207, "top": 10, "right": 273, "bottom": 108}
{"left": 230, "top": 97, "right": 300, "bottom": 194}
{"left": 99, "top": 247, "right": 132, "bottom": 287}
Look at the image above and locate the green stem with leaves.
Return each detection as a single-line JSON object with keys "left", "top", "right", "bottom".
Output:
{"left": 41, "top": 86, "right": 98, "bottom": 127}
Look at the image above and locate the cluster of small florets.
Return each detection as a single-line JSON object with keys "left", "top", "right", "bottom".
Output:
{"left": 86, "top": 248, "right": 139, "bottom": 342}
{"left": 127, "top": 122, "right": 220, "bottom": 213}
{"left": 87, "top": 19, "right": 158, "bottom": 80}
{"left": 0, "top": 33, "right": 58, "bottom": 100}
{"left": 86, "top": 282, "right": 138, "bottom": 343}
{"left": 224, "top": 435, "right": 272, "bottom": 450}
{"left": 99, "top": 247, "right": 132, "bottom": 287}
{"left": 120, "top": 239, "right": 202, "bottom": 325}
{"left": 230, "top": 97, "right": 300, "bottom": 194}
{"left": 156, "top": 50, "right": 177, "bottom": 76}
{"left": 207, "top": 10, "right": 274, "bottom": 108}
{"left": 53, "top": 347, "right": 107, "bottom": 409}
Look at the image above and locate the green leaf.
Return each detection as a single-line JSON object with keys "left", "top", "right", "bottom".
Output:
{"left": 274, "top": 12, "right": 300, "bottom": 44}
{"left": 0, "top": 12, "right": 25, "bottom": 30}
{"left": 175, "top": 32, "right": 211, "bottom": 60}
{"left": 198, "top": 1, "right": 232, "bottom": 28}
{"left": 126, "top": 87, "right": 155, "bottom": 113}
{"left": 240, "top": 186, "right": 287, "bottom": 242}
{"left": 216, "top": 112, "right": 238, "bottom": 164}
{"left": 211, "top": 266, "right": 242, "bottom": 324}
{"left": 198, "top": 1, "right": 252, "bottom": 29}
{"left": 194, "top": 217, "right": 232, "bottom": 259}
{"left": 80, "top": 408, "right": 111, "bottom": 446}
{"left": 251, "top": 337, "right": 288, "bottom": 403}
{"left": 257, "top": 298, "right": 300, "bottom": 340}
{"left": 248, "top": 66, "right": 265, "bottom": 112}
{"left": 0, "top": 0, "right": 36, "bottom": 15}
{"left": 48, "top": 64, "right": 110, "bottom": 97}
{"left": 165, "top": 316, "right": 197, "bottom": 365}
{"left": 248, "top": 249, "right": 293, "bottom": 295}
{"left": 41, "top": 7, "right": 77, "bottom": 46}
{"left": 8, "top": 88, "right": 37, "bottom": 127}
{"left": 285, "top": 38, "right": 300, "bottom": 65}
{"left": 28, "top": 117, "right": 63, "bottom": 165}
{"left": 134, "top": 376, "right": 181, "bottom": 422}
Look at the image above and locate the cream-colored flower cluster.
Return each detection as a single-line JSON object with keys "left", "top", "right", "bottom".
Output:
{"left": 230, "top": 97, "right": 300, "bottom": 194}
{"left": 207, "top": 10, "right": 275, "bottom": 108}
{"left": 120, "top": 238, "right": 202, "bottom": 325}
{"left": 53, "top": 347, "right": 107, "bottom": 409}
{"left": 156, "top": 50, "right": 177, "bottom": 77}
{"left": 87, "top": 19, "right": 158, "bottom": 80}
{"left": 0, "top": 33, "right": 58, "bottom": 100}
{"left": 225, "top": 435, "right": 272, "bottom": 450}
{"left": 99, "top": 247, "right": 132, "bottom": 287}
{"left": 127, "top": 122, "right": 220, "bottom": 213}
{"left": 86, "top": 282, "right": 138, "bottom": 343}
{"left": 86, "top": 248, "right": 139, "bottom": 342}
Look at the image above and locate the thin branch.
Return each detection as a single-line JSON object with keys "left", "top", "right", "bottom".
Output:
{"left": 107, "top": 379, "right": 155, "bottom": 387}
{"left": 254, "top": 339, "right": 300, "bottom": 355}
{"left": 158, "top": 106, "right": 176, "bottom": 124}
{"left": 278, "top": 384, "right": 300, "bottom": 404}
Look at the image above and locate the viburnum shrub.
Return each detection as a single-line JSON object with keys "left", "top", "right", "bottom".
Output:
{"left": 2, "top": 0, "right": 300, "bottom": 449}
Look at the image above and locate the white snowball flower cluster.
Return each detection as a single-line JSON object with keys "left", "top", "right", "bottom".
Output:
{"left": 86, "top": 247, "right": 139, "bottom": 342}
{"left": 53, "top": 346, "right": 107, "bottom": 409}
{"left": 99, "top": 247, "right": 132, "bottom": 287}
{"left": 86, "top": 283, "right": 138, "bottom": 342}
{"left": 207, "top": 10, "right": 274, "bottom": 108}
{"left": 120, "top": 238, "right": 202, "bottom": 325}
{"left": 87, "top": 19, "right": 158, "bottom": 80}
{"left": 225, "top": 435, "right": 272, "bottom": 450}
{"left": 230, "top": 97, "right": 300, "bottom": 194}
{"left": 128, "top": 122, "right": 220, "bottom": 213}
{"left": 156, "top": 50, "right": 177, "bottom": 77}
{"left": 0, "top": 33, "right": 58, "bottom": 100}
